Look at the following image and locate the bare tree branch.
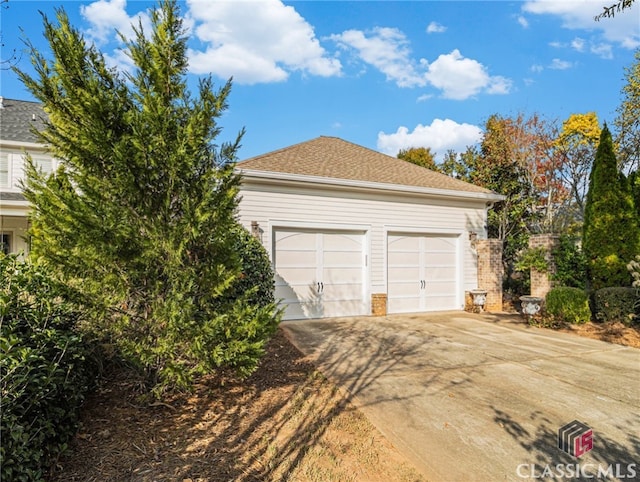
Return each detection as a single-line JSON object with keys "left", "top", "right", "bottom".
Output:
{"left": 594, "top": 0, "right": 636, "bottom": 21}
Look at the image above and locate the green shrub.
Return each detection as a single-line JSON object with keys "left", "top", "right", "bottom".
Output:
{"left": 515, "top": 247, "right": 549, "bottom": 273}
{"left": 545, "top": 287, "right": 591, "bottom": 324}
{"left": 552, "top": 235, "right": 587, "bottom": 289}
{"left": 219, "top": 225, "right": 276, "bottom": 309}
{"left": 0, "top": 255, "right": 95, "bottom": 481}
{"left": 629, "top": 256, "right": 640, "bottom": 322}
{"left": 592, "top": 287, "right": 638, "bottom": 324}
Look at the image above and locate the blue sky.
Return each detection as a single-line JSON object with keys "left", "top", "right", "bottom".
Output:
{"left": 1, "top": 0, "right": 638, "bottom": 161}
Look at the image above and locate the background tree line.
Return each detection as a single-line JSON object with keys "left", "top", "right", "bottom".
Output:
{"left": 398, "top": 49, "right": 640, "bottom": 295}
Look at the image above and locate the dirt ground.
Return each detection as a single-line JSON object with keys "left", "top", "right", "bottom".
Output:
{"left": 51, "top": 329, "right": 425, "bottom": 482}
{"left": 51, "top": 316, "right": 638, "bottom": 482}
{"left": 554, "top": 320, "right": 640, "bottom": 348}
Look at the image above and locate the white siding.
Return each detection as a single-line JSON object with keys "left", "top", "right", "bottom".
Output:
{"left": 238, "top": 180, "right": 488, "bottom": 304}
{"left": 0, "top": 148, "right": 56, "bottom": 192}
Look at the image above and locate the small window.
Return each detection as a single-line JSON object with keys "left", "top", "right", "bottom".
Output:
{"left": 0, "top": 154, "right": 9, "bottom": 187}
{"left": 32, "top": 157, "right": 54, "bottom": 176}
{"left": 1, "top": 233, "right": 11, "bottom": 255}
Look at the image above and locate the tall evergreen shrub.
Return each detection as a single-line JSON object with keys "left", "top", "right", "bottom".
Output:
{"left": 16, "top": 0, "right": 280, "bottom": 393}
{"left": 582, "top": 125, "right": 640, "bottom": 290}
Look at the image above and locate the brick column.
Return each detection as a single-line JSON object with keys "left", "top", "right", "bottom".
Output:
{"left": 371, "top": 293, "right": 387, "bottom": 316}
{"left": 529, "top": 234, "right": 559, "bottom": 299}
{"left": 476, "top": 239, "right": 503, "bottom": 312}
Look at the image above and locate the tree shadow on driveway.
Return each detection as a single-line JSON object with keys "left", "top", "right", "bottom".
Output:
{"left": 492, "top": 406, "right": 639, "bottom": 480}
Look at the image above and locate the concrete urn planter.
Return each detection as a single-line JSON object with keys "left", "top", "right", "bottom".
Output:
{"left": 519, "top": 295, "right": 543, "bottom": 319}
{"left": 469, "top": 289, "right": 488, "bottom": 312}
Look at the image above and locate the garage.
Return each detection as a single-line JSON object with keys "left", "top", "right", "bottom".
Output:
{"left": 273, "top": 228, "right": 368, "bottom": 320}
{"left": 236, "top": 136, "right": 504, "bottom": 319}
{"left": 387, "top": 233, "right": 460, "bottom": 313}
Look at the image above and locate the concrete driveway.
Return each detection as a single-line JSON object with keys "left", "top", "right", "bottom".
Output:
{"left": 282, "top": 312, "right": 640, "bottom": 481}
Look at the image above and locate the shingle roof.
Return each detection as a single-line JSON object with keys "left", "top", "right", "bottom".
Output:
{"left": 0, "top": 98, "right": 46, "bottom": 144}
{"left": 0, "top": 192, "right": 26, "bottom": 201}
{"left": 238, "top": 136, "right": 495, "bottom": 195}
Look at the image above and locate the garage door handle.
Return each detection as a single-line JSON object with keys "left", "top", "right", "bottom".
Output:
{"left": 320, "top": 282, "right": 324, "bottom": 292}
{"left": 317, "top": 282, "right": 321, "bottom": 293}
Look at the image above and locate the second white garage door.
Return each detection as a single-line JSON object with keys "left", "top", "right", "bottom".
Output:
{"left": 274, "top": 228, "right": 367, "bottom": 320}
{"left": 387, "top": 233, "right": 460, "bottom": 313}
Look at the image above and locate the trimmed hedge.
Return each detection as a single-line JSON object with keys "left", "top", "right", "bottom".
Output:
{"left": 0, "top": 255, "right": 95, "bottom": 481}
{"left": 592, "top": 287, "right": 638, "bottom": 324}
{"left": 545, "top": 287, "right": 591, "bottom": 324}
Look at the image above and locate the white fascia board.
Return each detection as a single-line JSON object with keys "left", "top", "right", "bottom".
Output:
{"left": 237, "top": 168, "right": 506, "bottom": 203}
{"left": 0, "top": 140, "right": 48, "bottom": 151}
{"left": 0, "top": 201, "right": 31, "bottom": 217}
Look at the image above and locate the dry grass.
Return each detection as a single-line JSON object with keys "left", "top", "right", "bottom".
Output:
{"left": 51, "top": 329, "right": 425, "bottom": 482}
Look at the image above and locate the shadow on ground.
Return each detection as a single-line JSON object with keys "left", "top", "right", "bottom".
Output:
{"left": 52, "top": 328, "right": 425, "bottom": 482}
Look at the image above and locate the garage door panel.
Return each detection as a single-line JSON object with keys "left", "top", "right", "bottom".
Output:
{"left": 388, "top": 233, "right": 460, "bottom": 313}
{"left": 323, "top": 251, "right": 363, "bottom": 267}
{"left": 426, "top": 236, "right": 456, "bottom": 251}
{"left": 274, "top": 228, "right": 367, "bottom": 320}
{"left": 276, "top": 250, "right": 317, "bottom": 267}
{"left": 388, "top": 235, "right": 420, "bottom": 251}
{"left": 275, "top": 267, "right": 317, "bottom": 285}
{"left": 388, "top": 266, "right": 420, "bottom": 279}
{"left": 323, "top": 233, "right": 362, "bottom": 250}
{"left": 388, "top": 251, "right": 420, "bottom": 266}
{"left": 427, "top": 281, "right": 457, "bottom": 295}
{"left": 425, "top": 266, "right": 457, "bottom": 281}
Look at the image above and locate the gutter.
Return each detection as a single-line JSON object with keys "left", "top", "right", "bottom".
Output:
{"left": 237, "top": 168, "right": 506, "bottom": 203}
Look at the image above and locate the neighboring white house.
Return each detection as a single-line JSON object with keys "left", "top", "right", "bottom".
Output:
{"left": 0, "top": 98, "right": 56, "bottom": 255}
{"left": 236, "top": 136, "right": 504, "bottom": 320}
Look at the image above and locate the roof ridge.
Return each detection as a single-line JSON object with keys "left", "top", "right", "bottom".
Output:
{"left": 238, "top": 136, "right": 496, "bottom": 196}
{"left": 238, "top": 136, "right": 326, "bottom": 164}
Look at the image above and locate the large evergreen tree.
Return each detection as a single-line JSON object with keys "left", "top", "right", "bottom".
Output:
{"left": 614, "top": 49, "right": 640, "bottom": 172}
{"left": 16, "top": 0, "right": 279, "bottom": 393}
{"left": 582, "top": 124, "right": 639, "bottom": 290}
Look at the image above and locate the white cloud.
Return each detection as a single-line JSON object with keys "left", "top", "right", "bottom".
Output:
{"left": 330, "top": 27, "right": 426, "bottom": 87}
{"left": 531, "top": 64, "right": 544, "bottom": 72}
{"left": 549, "top": 58, "right": 573, "bottom": 70}
{"left": 571, "top": 37, "right": 586, "bottom": 52}
{"left": 417, "top": 94, "right": 433, "bottom": 102}
{"left": 517, "top": 15, "right": 529, "bottom": 28}
{"left": 186, "top": 0, "right": 341, "bottom": 83}
{"left": 80, "top": 0, "right": 151, "bottom": 44}
{"left": 331, "top": 30, "right": 511, "bottom": 98}
{"left": 424, "top": 49, "right": 512, "bottom": 100}
{"left": 523, "top": 0, "right": 639, "bottom": 49}
{"left": 591, "top": 42, "right": 613, "bottom": 59}
{"left": 377, "top": 119, "right": 483, "bottom": 160}
{"left": 426, "top": 21, "right": 447, "bottom": 34}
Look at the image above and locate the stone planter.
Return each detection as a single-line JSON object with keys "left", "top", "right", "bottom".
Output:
{"left": 519, "top": 295, "right": 543, "bottom": 320}
{"left": 469, "top": 289, "right": 488, "bottom": 313}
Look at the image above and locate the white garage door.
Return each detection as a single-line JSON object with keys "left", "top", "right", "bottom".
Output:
{"left": 387, "top": 233, "right": 460, "bottom": 313}
{"left": 274, "top": 228, "right": 367, "bottom": 320}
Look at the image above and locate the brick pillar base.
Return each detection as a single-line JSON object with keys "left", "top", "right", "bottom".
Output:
{"left": 476, "top": 239, "right": 504, "bottom": 312}
{"left": 371, "top": 293, "right": 387, "bottom": 316}
{"left": 529, "top": 234, "right": 559, "bottom": 299}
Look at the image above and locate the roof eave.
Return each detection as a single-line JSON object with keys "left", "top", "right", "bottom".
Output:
{"left": 0, "top": 139, "right": 48, "bottom": 150}
{"left": 237, "top": 168, "right": 506, "bottom": 203}
{"left": 0, "top": 200, "right": 31, "bottom": 217}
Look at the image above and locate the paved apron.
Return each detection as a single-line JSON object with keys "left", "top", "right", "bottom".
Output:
{"left": 282, "top": 312, "right": 640, "bottom": 482}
